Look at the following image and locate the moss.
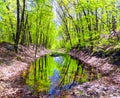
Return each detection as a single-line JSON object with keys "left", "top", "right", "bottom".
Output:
{"left": 105, "top": 47, "right": 115, "bottom": 56}
{"left": 16, "top": 56, "right": 25, "bottom": 62}
{"left": 105, "top": 45, "right": 120, "bottom": 65}
{"left": 79, "top": 91, "right": 83, "bottom": 95}
{"left": 0, "top": 59, "right": 3, "bottom": 65}
{"left": 92, "top": 48, "right": 106, "bottom": 58}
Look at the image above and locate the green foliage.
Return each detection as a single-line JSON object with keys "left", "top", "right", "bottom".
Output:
{"left": 0, "top": 0, "right": 58, "bottom": 49}
{"left": 0, "top": 0, "right": 120, "bottom": 51}
{"left": 55, "top": 0, "right": 120, "bottom": 51}
{"left": 24, "top": 54, "right": 94, "bottom": 93}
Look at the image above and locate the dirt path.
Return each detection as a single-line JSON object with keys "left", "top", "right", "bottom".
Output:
{"left": 0, "top": 43, "right": 51, "bottom": 97}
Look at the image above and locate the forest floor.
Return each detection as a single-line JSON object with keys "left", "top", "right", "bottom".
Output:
{"left": 60, "top": 50, "right": 120, "bottom": 98}
{"left": 0, "top": 42, "right": 120, "bottom": 98}
{"left": 0, "top": 42, "right": 51, "bottom": 98}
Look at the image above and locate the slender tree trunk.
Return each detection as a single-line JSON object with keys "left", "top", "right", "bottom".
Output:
{"left": 20, "top": 0, "right": 26, "bottom": 45}
{"left": 112, "top": 15, "right": 116, "bottom": 31}
{"left": 15, "top": 0, "right": 20, "bottom": 53}
{"left": 45, "top": 20, "right": 50, "bottom": 48}
{"left": 82, "top": 8, "right": 93, "bottom": 51}
{"left": 35, "top": 9, "right": 39, "bottom": 58}
{"left": 95, "top": 8, "right": 98, "bottom": 31}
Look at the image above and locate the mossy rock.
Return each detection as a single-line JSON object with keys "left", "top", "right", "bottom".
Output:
{"left": 107, "top": 45, "right": 120, "bottom": 66}
{"left": 105, "top": 46, "right": 115, "bottom": 56}
{"left": 104, "top": 44, "right": 120, "bottom": 56}
{"left": 92, "top": 48, "right": 106, "bottom": 58}
{"left": 113, "top": 45, "right": 120, "bottom": 51}
{"left": 109, "top": 57, "right": 120, "bottom": 66}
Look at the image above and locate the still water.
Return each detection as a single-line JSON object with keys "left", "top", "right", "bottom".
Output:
{"left": 23, "top": 53, "right": 100, "bottom": 96}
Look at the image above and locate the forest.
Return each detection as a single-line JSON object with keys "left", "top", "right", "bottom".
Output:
{"left": 0, "top": 0, "right": 120, "bottom": 98}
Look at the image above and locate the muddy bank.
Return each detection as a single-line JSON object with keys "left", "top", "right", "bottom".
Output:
{"left": 69, "top": 50, "right": 117, "bottom": 75}
{"left": 13, "top": 50, "right": 120, "bottom": 98}
{"left": 64, "top": 50, "right": 120, "bottom": 98}
{"left": 0, "top": 43, "right": 120, "bottom": 98}
{"left": 0, "top": 43, "right": 51, "bottom": 97}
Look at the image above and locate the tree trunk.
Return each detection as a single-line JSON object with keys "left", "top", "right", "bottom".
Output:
{"left": 20, "top": 0, "right": 26, "bottom": 45}
{"left": 14, "top": 0, "right": 20, "bottom": 53}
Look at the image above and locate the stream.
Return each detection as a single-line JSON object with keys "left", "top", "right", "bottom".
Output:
{"left": 23, "top": 53, "right": 101, "bottom": 97}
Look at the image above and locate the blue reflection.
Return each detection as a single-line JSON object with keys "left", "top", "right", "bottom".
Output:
{"left": 54, "top": 56, "right": 64, "bottom": 65}
{"left": 49, "top": 69, "right": 60, "bottom": 98}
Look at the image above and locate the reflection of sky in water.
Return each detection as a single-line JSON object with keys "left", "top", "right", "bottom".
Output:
{"left": 25, "top": 54, "right": 92, "bottom": 96}
{"left": 49, "top": 69, "right": 60, "bottom": 98}
{"left": 54, "top": 56, "right": 64, "bottom": 65}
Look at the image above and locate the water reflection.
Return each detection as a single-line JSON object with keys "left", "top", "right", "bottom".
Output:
{"left": 49, "top": 69, "right": 60, "bottom": 98}
{"left": 54, "top": 56, "right": 64, "bottom": 65}
{"left": 24, "top": 54, "right": 98, "bottom": 95}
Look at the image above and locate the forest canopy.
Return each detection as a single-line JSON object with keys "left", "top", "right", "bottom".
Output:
{"left": 0, "top": 0, "right": 120, "bottom": 52}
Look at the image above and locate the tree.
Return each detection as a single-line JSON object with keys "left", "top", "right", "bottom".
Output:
{"left": 14, "top": 0, "right": 26, "bottom": 52}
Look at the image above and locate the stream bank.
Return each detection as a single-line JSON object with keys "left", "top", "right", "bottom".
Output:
{"left": 0, "top": 42, "right": 51, "bottom": 97}
{"left": 14, "top": 50, "right": 120, "bottom": 98}
{"left": 0, "top": 42, "right": 120, "bottom": 98}
{"left": 63, "top": 50, "right": 120, "bottom": 98}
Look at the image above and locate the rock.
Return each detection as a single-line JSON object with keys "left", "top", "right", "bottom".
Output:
{"left": 5, "top": 44, "right": 14, "bottom": 51}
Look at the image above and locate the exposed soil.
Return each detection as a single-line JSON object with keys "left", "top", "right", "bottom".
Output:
{"left": 61, "top": 50, "right": 120, "bottom": 98}
{"left": 0, "top": 42, "right": 120, "bottom": 98}
{"left": 0, "top": 42, "right": 51, "bottom": 98}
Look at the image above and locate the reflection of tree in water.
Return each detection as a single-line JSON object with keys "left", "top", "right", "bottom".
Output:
{"left": 58, "top": 56, "right": 84, "bottom": 89}
{"left": 58, "top": 57, "right": 71, "bottom": 86}
{"left": 32, "top": 56, "right": 49, "bottom": 93}
{"left": 25, "top": 54, "right": 99, "bottom": 95}
{"left": 35, "top": 56, "right": 48, "bottom": 80}
{"left": 73, "top": 61, "right": 82, "bottom": 82}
